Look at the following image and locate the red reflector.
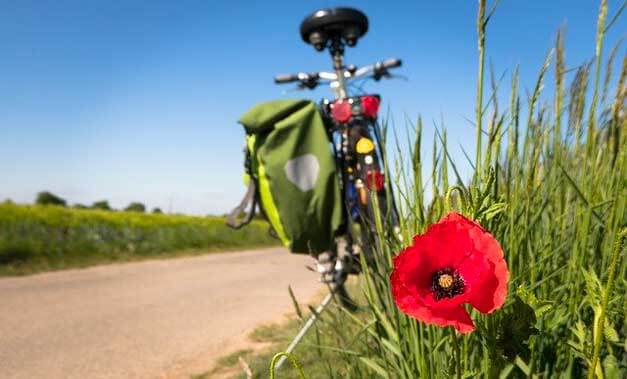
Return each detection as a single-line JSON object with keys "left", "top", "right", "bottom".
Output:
{"left": 330, "top": 100, "right": 352, "bottom": 123}
{"left": 361, "top": 96, "right": 380, "bottom": 118}
{"left": 365, "top": 170, "right": 385, "bottom": 191}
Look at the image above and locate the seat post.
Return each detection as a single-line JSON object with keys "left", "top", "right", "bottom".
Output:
{"left": 330, "top": 38, "right": 348, "bottom": 99}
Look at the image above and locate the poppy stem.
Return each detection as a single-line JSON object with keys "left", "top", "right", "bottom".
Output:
{"left": 451, "top": 328, "right": 462, "bottom": 379}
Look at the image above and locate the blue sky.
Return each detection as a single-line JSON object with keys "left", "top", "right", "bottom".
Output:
{"left": 1, "top": 1, "right": 624, "bottom": 214}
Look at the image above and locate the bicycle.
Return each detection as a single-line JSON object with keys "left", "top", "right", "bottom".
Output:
{"left": 274, "top": 7, "right": 402, "bottom": 308}
{"left": 269, "top": 7, "right": 403, "bottom": 369}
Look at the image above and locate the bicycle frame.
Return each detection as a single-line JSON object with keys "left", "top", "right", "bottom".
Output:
{"left": 331, "top": 49, "right": 349, "bottom": 99}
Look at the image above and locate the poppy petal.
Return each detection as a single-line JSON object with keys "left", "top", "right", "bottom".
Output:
{"left": 414, "top": 213, "right": 475, "bottom": 270}
{"left": 392, "top": 244, "right": 437, "bottom": 296}
{"left": 456, "top": 250, "right": 490, "bottom": 296}
{"left": 430, "top": 305, "right": 476, "bottom": 334}
{"left": 392, "top": 285, "right": 475, "bottom": 334}
{"left": 465, "top": 221, "right": 509, "bottom": 313}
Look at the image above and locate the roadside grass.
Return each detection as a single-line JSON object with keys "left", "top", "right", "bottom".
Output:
{"left": 215, "top": 349, "right": 255, "bottom": 368}
{"left": 198, "top": 282, "right": 368, "bottom": 379}
{"left": 0, "top": 203, "right": 278, "bottom": 276}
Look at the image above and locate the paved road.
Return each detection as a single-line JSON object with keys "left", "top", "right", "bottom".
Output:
{"left": 0, "top": 248, "right": 321, "bottom": 379}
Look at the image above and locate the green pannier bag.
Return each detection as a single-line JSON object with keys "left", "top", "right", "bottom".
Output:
{"left": 227, "top": 99, "right": 342, "bottom": 255}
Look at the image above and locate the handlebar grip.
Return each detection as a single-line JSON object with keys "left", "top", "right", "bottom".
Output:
{"left": 274, "top": 73, "right": 300, "bottom": 84}
{"left": 382, "top": 58, "right": 402, "bottom": 69}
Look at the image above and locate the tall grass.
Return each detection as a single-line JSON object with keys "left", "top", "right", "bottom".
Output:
{"left": 279, "top": 1, "right": 626, "bottom": 378}
{"left": 0, "top": 203, "right": 277, "bottom": 275}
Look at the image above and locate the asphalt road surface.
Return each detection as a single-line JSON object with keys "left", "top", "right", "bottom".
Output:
{"left": 0, "top": 248, "right": 321, "bottom": 378}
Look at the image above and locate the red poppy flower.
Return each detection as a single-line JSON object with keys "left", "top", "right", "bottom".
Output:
{"left": 390, "top": 212, "right": 508, "bottom": 333}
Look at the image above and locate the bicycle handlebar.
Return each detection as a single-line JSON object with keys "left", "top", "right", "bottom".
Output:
{"left": 274, "top": 73, "right": 300, "bottom": 84}
{"left": 381, "top": 58, "right": 401, "bottom": 69}
{"left": 274, "top": 58, "right": 402, "bottom": 86}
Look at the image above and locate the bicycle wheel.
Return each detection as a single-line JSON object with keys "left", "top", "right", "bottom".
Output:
{"left": 332, "top": 281, "right": 358, "bottom": 311}
{"left": 346, "top": 121, "right": 397, "bottom": 268}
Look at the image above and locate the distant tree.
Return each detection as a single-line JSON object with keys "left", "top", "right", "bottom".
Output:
{"left": 152, "top": 207, "right": 163, "bottom": 214}
{"left": 92, "top": 200, "right": 112, "bottom": 211}
{"left": 2, "top": 198, "right": 14, "bottom": 205}
{"left": 36, "top": 191, "right": 67, "bottom": 207}
{"left": 124, "top": 202, "right": 146, "bottom": 213}
{"left": 73, "top": 203, "right": 88, "bottom": 209}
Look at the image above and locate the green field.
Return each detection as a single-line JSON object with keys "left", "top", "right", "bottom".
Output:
{"left": 0, "top": 203, "right": 278, "bottom": 275}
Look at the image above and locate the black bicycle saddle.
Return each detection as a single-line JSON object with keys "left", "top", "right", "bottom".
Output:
{"left": 300, "top": 7, "right": 369, "bottom": 51}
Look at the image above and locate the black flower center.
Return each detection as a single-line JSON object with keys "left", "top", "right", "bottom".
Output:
{"left": 431, "top": 267, "right": 465, "bottom": 300}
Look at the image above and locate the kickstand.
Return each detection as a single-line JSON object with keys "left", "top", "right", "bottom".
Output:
{"left": 273, "top": 290, "right": 335, "bottom": 370}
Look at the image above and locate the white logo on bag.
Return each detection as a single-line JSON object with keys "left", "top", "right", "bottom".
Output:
{"left": 284, "top": 154, "right": 320, "bottom": 191}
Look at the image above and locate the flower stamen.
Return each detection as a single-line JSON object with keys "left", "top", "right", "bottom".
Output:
{"left": 438, "top": 274, "right": 454, "bottom": 288}
{"left": 431, "top": 267, "right": 465, "bottom": 300}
